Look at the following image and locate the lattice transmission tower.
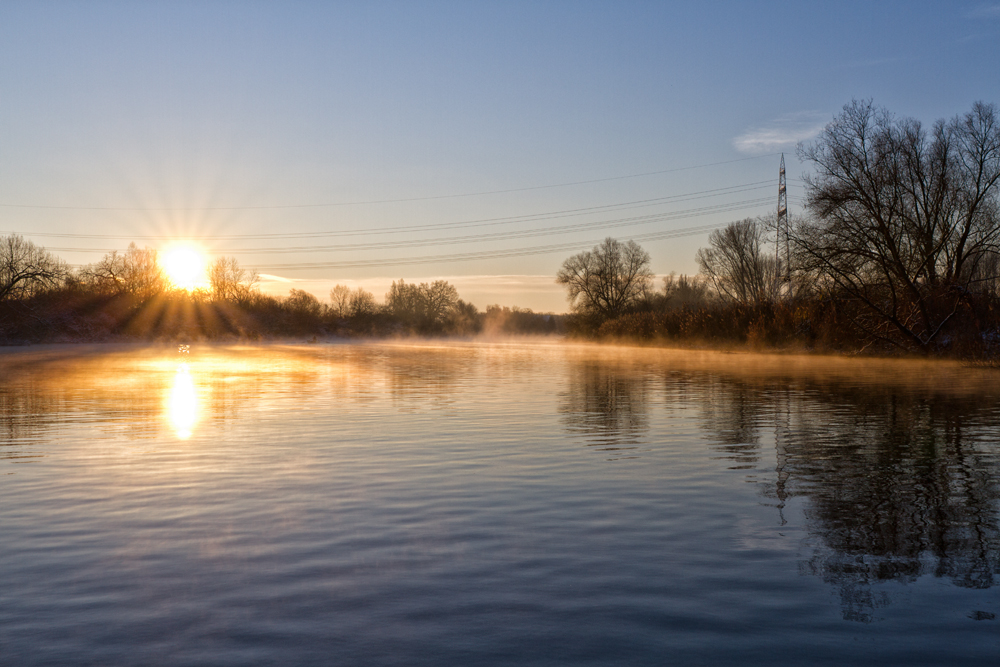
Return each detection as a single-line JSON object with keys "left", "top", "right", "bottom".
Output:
{"left": 776, "top": 153, "right": 789, "bottom": 287}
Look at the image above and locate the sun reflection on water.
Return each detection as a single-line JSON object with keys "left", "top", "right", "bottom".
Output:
{"left": 168, "top": 363, "right": 198, "bottom": 439}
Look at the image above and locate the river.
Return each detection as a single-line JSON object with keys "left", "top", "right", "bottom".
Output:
{"left": 1, "top": 341, "right": 998, "bottom": 665}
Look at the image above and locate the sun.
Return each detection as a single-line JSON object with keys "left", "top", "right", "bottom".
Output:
{"left": 161, "top": 245, "right": 208, "bottom": 291}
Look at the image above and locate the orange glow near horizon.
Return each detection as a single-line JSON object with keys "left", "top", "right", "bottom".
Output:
{"left": 161, "top": 244, "right": 209, "bottom": 291}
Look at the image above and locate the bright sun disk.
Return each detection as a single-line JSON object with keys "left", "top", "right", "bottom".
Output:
{"left": 162, "top": 245, "right": 207, "bottom": 291}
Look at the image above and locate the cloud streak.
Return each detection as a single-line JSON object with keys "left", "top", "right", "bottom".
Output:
{"left": 965, "top": 3, "right": 1000, "bottom": 19}
{"left": 733, "top": 112, "right": 828, "bottom": 154}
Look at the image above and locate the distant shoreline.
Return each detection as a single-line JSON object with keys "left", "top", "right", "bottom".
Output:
{"left": 2, "top": 333, "right": 993, "bottom": 367}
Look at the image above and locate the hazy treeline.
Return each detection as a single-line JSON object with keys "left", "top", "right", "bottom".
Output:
{"left": 0, "top": 239, "right": 560, "bottom": 343}
{"left": 560, "top": 100, "right": 1000, "bottom": 358}
{"left": 560, "top": 265, "right": 871, "bottom": 354}
{"left": 571, "top": 241, "right": 1000, "bottom": 358}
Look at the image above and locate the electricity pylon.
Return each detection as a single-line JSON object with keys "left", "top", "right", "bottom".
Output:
{"left": 777, "top": 153, "right": 789, "bottom": 291}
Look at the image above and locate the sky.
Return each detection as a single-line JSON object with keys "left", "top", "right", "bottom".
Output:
{"left": 1, "top": 1, "right": 998, "bottom": 312}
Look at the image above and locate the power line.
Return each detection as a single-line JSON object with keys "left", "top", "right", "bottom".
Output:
{"left": 0, "top": 154, "right": 780, "bottom": 212}
{"left": 232, "top": 199, "right": 771, "bottom": 254}
{"left": 251, "top": 223, "right": 742, "bottom": 271}
{"left": 38, "top": 197, "right": 773, "bottom": 256}
{"left": 58, "top": 198, "right": 776, "bottom": 271}
{"left": 4, "top": 181, "right": 774, "bottom": 242}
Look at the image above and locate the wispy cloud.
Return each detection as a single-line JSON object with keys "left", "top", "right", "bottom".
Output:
{"left": 836, "top": 55, "right": 910, "bottom": 70}
{"left": 258, "top": 273, "right": 296, "bottom": 283}
{"left": 958, "top": 4, "right": 1000, "bottom": 43}
{"left": 733, "top": 112, "right": 828, "bottom": 154}
{"left": 965, "top": 3, "right": 1000, "bottom": 19}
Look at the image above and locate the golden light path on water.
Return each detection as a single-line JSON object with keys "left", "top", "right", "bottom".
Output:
{"left": 167, "top": 362, "right": 199, "bottom": 439}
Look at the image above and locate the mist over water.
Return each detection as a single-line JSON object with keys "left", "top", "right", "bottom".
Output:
{"left": 1, "top": 342, "right": 998, "bottom": 665}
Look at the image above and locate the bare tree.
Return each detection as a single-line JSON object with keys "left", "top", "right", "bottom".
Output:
{"left": 285, "top": 289, "right": 323, "bottom": 317}
{"left": 796, "top": 100, "right": 1000, "bottom": 352}
{"left": 209, "top": 256, "right": 259, "bottom": 304}
{"left": 696, "top": 217, "right": 780, "bottom": 305}
{"left": 385, "top": 280, "right": 422, "bottom": 321}
{"left": 121, "top": 244, "right": 165, "bottom": 300}
{"left": 556, "top": 238, "right": 653, "bottom": 319}
{"left": 329, "top": 284, "right": 352, "bottom": 318}
{"left": 78, "top": 252, "right": 126, "bottom": 296}
{"left": 349, "top": 287, "right": 377, "bottom": 317}
{"left": 662, "top": 273, "right": 711, "bottom": 309}
{"left": 81, "top": 243, "right": 167, "bottom": 300}
{"left": 0, "top": 234, "right": 67, "bottom": 301}
{"left": 385, "top": 279, "right": 459, "bottom": 331}
{"left": 421, "top": 280, "right": 459, "bottom": 327}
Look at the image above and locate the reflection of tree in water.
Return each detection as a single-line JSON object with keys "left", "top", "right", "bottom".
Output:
{"left": 790, "top": 393, "right": 1000, "bottom": 618}
{"left": 694, "top": 376, "right": 766, "bottom": 470}
{"left": 0, "top": 353, "right": 166, "bottom": 458}
{"left": 560, "top": 361, "right": 649, "bottom": 453}
{"left": 0, "top": 372, "right": 54, "bottom": 461}
{"left": 696, "top": 374, "right": 1000, "bottom": 622}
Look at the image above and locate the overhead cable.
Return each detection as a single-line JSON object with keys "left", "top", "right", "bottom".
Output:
{"left": 39, "top": 197, "right": 773, "bottom": 256}
{"left": 0, "top": 154, "right": 780, "bottom": 211}
{"left": 4, "top": 181, "right": 773, "bottom": 241}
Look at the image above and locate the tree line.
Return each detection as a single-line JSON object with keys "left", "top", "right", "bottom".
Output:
{"left": 556, "top": 100, "right": 1000, "bottom": 357}
{"left": 5, "top": 99, "right": 997, "bottom": 355}
{"left": 0, "top": 240, "right": 560, "bottom": 342}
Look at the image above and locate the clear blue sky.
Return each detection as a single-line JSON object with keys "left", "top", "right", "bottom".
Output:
{"left": 1, "top": 1, "right": 997, "bottom": 311}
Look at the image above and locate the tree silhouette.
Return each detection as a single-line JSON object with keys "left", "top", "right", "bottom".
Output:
{"left": 557, "top": 237, "right": 653, "bottom": 320}
{"left": 0, "top": 235, "right": 67, "bottom": 301}
{"left": 796, "top": 100, "right": 1000, "bottom": 352}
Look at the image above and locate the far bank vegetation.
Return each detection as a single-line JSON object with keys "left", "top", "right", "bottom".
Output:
{"left": 3, "top": 99, "right": 998, "bottom": 358}
{"left": 559, "top": 100, "right": 1000, "bottom": 358}
{"left": 0, "top": 240, "right": 560, "bottom": 343}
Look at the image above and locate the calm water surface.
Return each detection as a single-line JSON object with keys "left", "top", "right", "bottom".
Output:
{"left": 1, "top": 341, "right": 998, "bottom": 665}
